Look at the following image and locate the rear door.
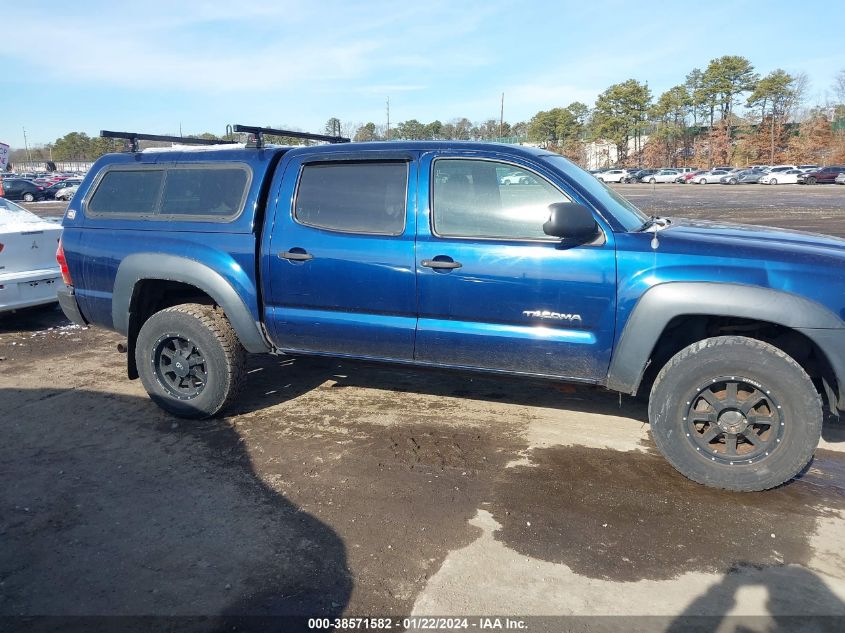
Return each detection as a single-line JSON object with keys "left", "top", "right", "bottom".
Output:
{"left": 264, "top": 151, "right": 419, "bottom": 360}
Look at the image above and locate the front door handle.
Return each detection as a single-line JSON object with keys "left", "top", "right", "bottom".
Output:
{"left": 421, "top": 257, "right": 462, "bottom": 270}
{"left": 279, "top": 250, "right": 314, "bottom": 262}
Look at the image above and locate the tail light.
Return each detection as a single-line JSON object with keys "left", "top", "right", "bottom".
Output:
{"left": 0, "top": 243, "right": 4, "bottom": 253}
{"left": 56, "top": 238, "right": 72, "bottom": 285}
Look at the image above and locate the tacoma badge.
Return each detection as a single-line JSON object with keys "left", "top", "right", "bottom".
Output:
{"left": 523, "top": 310, "right": 582, "bottom": 322}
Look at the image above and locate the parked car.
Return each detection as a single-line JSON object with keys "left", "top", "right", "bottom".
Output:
{"left": 42, "top": 179, "right": 83, "bottom": 200}
{"left": 676, "top": 170, "right": 706, "bottom": 183}
{"left": 500, "top": 171, "right": 535, "bottom": 185}
{"left": 692, "top": 170, "right": 731, "bottom": 184}
{"left": 836, "top": 172, "right": 845, "bottom": 185}
{"left": 0, "top": 179, "right": 48, "bottom": 202}
{"left": 642, "top": 169, "right": 680, "bottom": 184}
{"left": 797, "top": 166, "right": 845, "bottom": 185}
{"left": 626, "top": 169, "right": 658, "bottom": 183}
{"left": 760, "top": 169, "right": 803, "bottom": 185}
{"left": 0, "top": 198, "right": 63, "bottom": 313}
{"left": 719, "top": 170, "right": 765, "bottom": 184}
{"left": 56, "top": 130, "right": 845, "bottom": 493}
{"left": 54, "top": 185, "right": 80, "bottom": 201}
{"left": 596, "top": 169, "right": 632, "bottom": 183}
{"left": 798, "top": 165, "right": 820, "bottom": 171}
{"left": 764, "top": 165, "right": 798, "bottom": 175}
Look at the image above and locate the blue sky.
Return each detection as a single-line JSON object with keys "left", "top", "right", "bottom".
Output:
{"left": 2, "top": 0, "right": 843, "bottom": 148}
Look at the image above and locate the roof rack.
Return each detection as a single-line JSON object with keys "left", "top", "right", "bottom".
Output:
{"left": 100, "top": 130, "right": 239, "bottom": 153}
{"left": 233, "top": 124, "right": 350, "bottom": 149}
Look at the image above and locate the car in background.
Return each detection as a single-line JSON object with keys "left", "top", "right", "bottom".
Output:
{"left": 797, "top": 165, "right": 845, "bottom": 185}
{"left": 41, "top": 179, "right": 83, "bottom": 200}
{"left": 836, "top": 172, "right": 845, "bottom": 185}
{"left": 720, "top": 169, "right": 765, "bottom": 184}
{"left": 641, "top": 169, "right": 680, "bottom": 183}
{"left": 0, "top": 179, "right": 49, "bottom": 202}
{"left": 760, "top": 169, "right": 803, "bottom": 185}
{"left": 798, "top": 165, "right": 820, "bottom": 171}
{"left": 676, "top": 170, "right": 706, "bottom": 183}
{"left": 625, "top": 168, "right": 658, "bottom": 183}
{"left": 0, "top": 198, "right": 63, "bottom": 313}
{"left": 765, "top": 165, "right": 798, "bottom": 174}
{"left": 500, "top": 171, "right": 534, "bottom": 185}
{"left": 54, "top": 184, "right": 80, "bottom": 201}
{"left": 596, "top": 169, "right": 634, "bottom": 183}
{"left": 692, "top": 170, "right": 731, "bottom": 184}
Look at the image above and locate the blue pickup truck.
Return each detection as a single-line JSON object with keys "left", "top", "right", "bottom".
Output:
{"left": 56, "top": 127, "right": 845, "bottom": 492}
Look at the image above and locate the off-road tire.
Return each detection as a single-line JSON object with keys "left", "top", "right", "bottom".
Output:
{"left": 648, "top": 336, "right": 822, "bottom": 491}
{"left": 136, "top": 303, "right": 247, "bottom": 418}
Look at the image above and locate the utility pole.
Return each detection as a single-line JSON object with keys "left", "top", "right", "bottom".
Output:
{"left": 22, "top": 127, "right": 32, "bottom": 163}
{"left": 499, "top": 92, "right": 504, "bottom": 139}
{"left": 386, "top": 97, "right": 391, "bottom": 141}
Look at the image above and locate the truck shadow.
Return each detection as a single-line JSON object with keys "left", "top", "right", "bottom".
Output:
{"left": 234, "top": 354, "right": 650, "bottom": 423}
{"left": 0, "top": 304, "right": 70, "bottom": 334}
{"left": 0, "top": 387, "right": 351, "bottom": 630}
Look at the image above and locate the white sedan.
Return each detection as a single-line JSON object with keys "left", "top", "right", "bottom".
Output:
{"left": 0, "top": 198, "right": 63, "bottom": 313}
{"left": 760, "top": 169, "right": 803, "bottom": 185}
{"left": 54, "top": 184, "right": 80, "bottom": 201}
{"left": 596, "top": 169, "right": 633, "bottom": 183}
{"left": 641, "top": 169, "right": 680, "bottom": 183}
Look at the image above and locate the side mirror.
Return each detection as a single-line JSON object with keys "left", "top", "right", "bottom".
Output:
{"left": 543, "top": 202, "right": 599, "bottom": 242}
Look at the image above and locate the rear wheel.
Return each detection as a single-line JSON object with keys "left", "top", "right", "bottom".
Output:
{"left": 649, "top": 336, "right": 822, "bottom": 491}
{"left": 649, "top": 177, "right": 657, "bottom": 184}
{"left": 136, "top": 303, "right": 247, "bottom": 418}
{"left": 23, "top": 193, "right": 35, "bottom": 202}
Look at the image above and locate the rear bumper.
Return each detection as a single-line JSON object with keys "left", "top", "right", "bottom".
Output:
{"left": 0, "top": 269, "right": 62, "bottom": 313}
{"left": 57, "top": 286, "right": 88, "bottom": 326}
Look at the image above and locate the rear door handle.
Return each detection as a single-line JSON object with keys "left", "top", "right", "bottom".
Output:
{"left": 279, "top": 250, "right": 314, "bottom": 261}
{"left": 421, "top": 258, "right": 462, "bottom": 270}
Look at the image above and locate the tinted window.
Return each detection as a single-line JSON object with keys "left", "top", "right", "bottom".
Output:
{"left": 160, "top": 168, "right": 248, "bottom": 217}
{"left": 432, "top": 159, "right": 569, "bottom": 240}
{"left": 88, "top": 165, "right": 250, "bottom": 219}
{"left": 295, "top": 162, "right": 407, "bottom": 235}
{"left": 89, "top": 170, "right": 164, "bottom": 215}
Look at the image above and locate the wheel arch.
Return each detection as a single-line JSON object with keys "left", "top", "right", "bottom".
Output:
{"left": 607, "top": 282, "right": 845, "bottom": 409}
{"left": 114, "top": 254, "right": 270, "bottom": 378}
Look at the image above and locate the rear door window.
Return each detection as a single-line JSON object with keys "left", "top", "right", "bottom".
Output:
{"left": 294, "top": 162, "right": 408, "bottom": 235}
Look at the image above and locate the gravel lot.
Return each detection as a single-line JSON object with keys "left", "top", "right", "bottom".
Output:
{"left": 3, "top": 186, "right": 845, "bottom": 632}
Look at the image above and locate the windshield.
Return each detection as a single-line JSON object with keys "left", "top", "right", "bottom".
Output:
{"left": 542, "top": 155, "right": 648, "bottom": 231}
{"left": 0, "top": 197, "right": 45, "bottom": 224}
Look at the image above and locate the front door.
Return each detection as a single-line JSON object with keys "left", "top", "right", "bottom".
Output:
{"left": 414, "top": 153, "right": 617, "bottom": 381}
{"left": 264, "top": 153, "right": 418, "bottom": 361}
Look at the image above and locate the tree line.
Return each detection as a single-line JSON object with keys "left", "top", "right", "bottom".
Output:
{"left": 13, "top": 57, "right": 845, "bottom": 169}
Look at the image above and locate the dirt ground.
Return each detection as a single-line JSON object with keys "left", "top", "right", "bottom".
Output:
{"left": 3, "top": 186, "right": 845, "bottom": 632}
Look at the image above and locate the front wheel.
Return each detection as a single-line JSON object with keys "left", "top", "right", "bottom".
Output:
{"left": 769, "top": 178, "right": 778, "bottom": 185}
{"left": 729, "top": 178, "right": 738, "bottom": 185}
{"left": 807, "top": 177, "right": 817, "bottom": 185}
{"left": 698, "top": 178, "right": 707, "bottom": 184}
{"left": 648, "top": 336, "right": 822, "bottom": 491}
{"left": 136, "top": 303, "right": 247, "bottom": 418}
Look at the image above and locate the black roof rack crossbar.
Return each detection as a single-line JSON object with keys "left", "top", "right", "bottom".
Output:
{"left": 233, "top": 124, "right": 350, "bottom": 149}
{"left": 101, "top": 130, "right": 238, "bottom": 153}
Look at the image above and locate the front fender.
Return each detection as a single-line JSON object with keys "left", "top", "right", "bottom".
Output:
{"left": 606, "top": 281, "right": 845, "bottom": 395}
{"left": 113, "top": 253, "right": 271, "bottom": 354}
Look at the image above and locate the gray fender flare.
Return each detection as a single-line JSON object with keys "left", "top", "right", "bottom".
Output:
{"left": 606, "top": 282, "right": 844, "bottom": 395}
{"left": 113, "top": 254, "right": 271, "bottom": 354}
